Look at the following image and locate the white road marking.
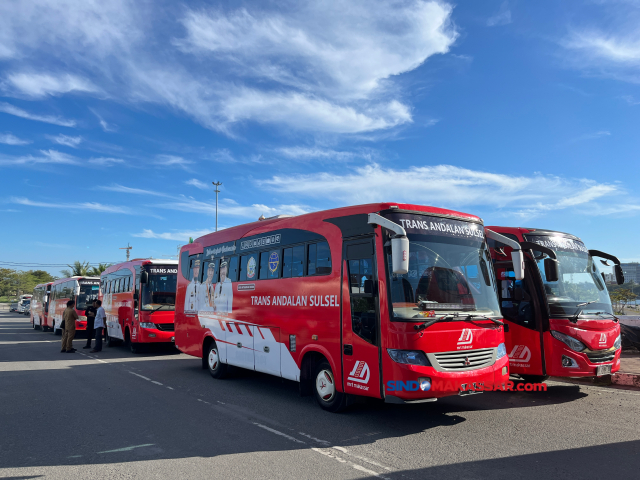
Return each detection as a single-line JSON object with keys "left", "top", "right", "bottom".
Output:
{"left": 128, "top": 371, "right": 151, "bottom": 381}
{"left": 166, "top": 386, "right": 174, "bottom": 390}
{"left": 298, "top": 432, "right": 331, "bottom": 445}
{"left": 151, "top": 381, "right": 163, "bottom": 386}
{"left": 252, "top": 423, "right": 306, "bottom": 444}
{"left": 97, "top": 444, "right": 155, "bottom": 454}
{"left": 312, "top": 448, "right": 392, "bottom": 480}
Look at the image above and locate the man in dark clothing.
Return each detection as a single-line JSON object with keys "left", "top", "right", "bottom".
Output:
{"left": 84, "top": 301, "right": 97, "bottom": 346}
{"left": 91, "top": 300, "right": 105, "bottom": 353}
{"left": 83, "top": 300, "right": 98, "bottom": 349}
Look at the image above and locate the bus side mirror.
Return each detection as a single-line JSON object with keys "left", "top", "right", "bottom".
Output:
{"left": 140, "top": 271, "right": 149, "bottom": 284}
{"left": 134, "top": 300, "right": 138, "bottom": 309}
{"left": 544, "top": 258, "right": 559, "bottom": 282}
{"left": 615, "top": 264, "right": 625, "bottom": 285}
{"left": 391, "top": 236, "right": 409, "bottom": 275}
{"left": 511, "top": 251, "right": 525, "bottom": 281}
{"left": 133, "top": 292, "right": 138, "bottom": 300}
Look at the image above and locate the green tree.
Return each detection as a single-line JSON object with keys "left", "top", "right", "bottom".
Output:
{"left": 88, "top": 263, "right": 112, "bottom": 277}
{"left": 60, "top": 261, "right": 91, "bottom": 278}
{"left": 610, "top": 289, "right": 637, "bottom": 314}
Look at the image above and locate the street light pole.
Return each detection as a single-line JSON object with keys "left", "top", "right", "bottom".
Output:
{"left": 212, "top": 181, "right": 222, "bottom": 232}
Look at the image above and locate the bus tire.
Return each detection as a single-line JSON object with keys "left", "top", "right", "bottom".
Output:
{"left": 206, "top": 342, "right": 229, "bottom": 379}
{"left": 314, "top": 360, "right": 347, "bottom": 413}
{"left": 130, "top": 341, "right": 141, "bottom": 354}
{"left": 519, "top": 375, "right": 549, "bottom": 383}
{"left": 106, "top": 333, "right": 117, "bottom": 347}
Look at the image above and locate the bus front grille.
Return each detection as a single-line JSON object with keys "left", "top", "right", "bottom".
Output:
{"left": 428, "top": 348, "right": 496, "bottom": 372}
{"left": 155, "top": 323, "right": 175, "bottom": 332}
{"left": 586, "top": 350, "right": 616, "bottom": 364}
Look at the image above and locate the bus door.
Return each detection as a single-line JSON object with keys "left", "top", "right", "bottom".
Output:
{"left": 341, "top": 238, "right": 381, "bottom": 398}
{"left": 495, "top": 260, "right": 546, "bottom": 377}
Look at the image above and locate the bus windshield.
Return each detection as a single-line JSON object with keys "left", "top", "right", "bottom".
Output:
{"left": 141, "top": 269, "right": 177, "bottom": 311}
{"left": 77, "top": 282, "right": 100, "bottom": 310}
{"left": 385, "top": 214, "right": 501, "bottom": 320}
{"left": 525, "top": 234, "right": 613, "bottom": 318}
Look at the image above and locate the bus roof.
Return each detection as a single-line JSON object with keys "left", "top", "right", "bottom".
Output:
{"left": 51, "top": 276, "right": 100, "bottom": 286}
{"left": 485, "top": 226, "right": 583, "bottom": 242}
{"left": 34, "top": 282, "right": 53, "bottom": 289}
{"left": 189, "top": 202, "right": 482, "bottom": 249}
{"left": 103, "top": 258, "right": 179, "bottom": 276}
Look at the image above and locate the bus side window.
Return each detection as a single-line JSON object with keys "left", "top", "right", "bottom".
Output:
{"left": 259, "top": 250, "right": 280, "bottom": 280}
{"left": 283, "top": 246, "right": 304, "bottom": 278}
{"left": 308, "top": 243, "right": 317, "bottom": 275}
{"left": 180, "top": 251, "right": 190, "bottom": 280}
{"left": 317, "top": 241, "right": 331, "bottom": 274}
{"left": 226, "top": 256, "right": 238, "bottom": 282}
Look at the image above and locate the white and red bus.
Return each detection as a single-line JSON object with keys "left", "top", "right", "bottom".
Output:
{"left": 486, "top": 226, "right": 622, "bottom": 382}
{"left": 100, "top": 259, "right": 178, "bottom": 353}
{"left": 49, "top": 276, "right": 100, "bottom": 334}
{"left": 175, "top": 203, "right": 526, "bottom": 411}
{"left": 30, "top": 282, "right": 52, "bottom": 330}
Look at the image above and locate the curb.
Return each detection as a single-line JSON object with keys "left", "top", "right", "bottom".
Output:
{"left": 611, "top": 372, "right": 640, "bottom": 388}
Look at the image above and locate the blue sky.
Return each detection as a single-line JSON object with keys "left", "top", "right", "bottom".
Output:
{"left": 1, "top": 0, "right": 639, "bottom": 276}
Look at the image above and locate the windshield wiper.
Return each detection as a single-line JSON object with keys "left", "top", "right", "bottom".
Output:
{"left": 569, "top": 301, "right": 597, "bottom": 323}
{"left": 414, "top": 314, "right": 456, "bottom": 331}
{"left": 463, "top": 314, "right": 504, "bottom": 326}
{"left": 592, "top": 312, "right": 619, "bottom": 322}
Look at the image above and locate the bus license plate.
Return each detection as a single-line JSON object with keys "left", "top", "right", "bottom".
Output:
{"left": 596, "top": 364, "right": 612, "bottom": 376}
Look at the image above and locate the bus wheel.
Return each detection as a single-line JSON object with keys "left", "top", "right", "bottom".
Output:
{"left": 130, "top": 341, "right": 141, "bottom": 354}
{"left": 314, "top": 361, "right": 347, "bottom": 413}
{"left": 207, "top": 343, "right": 228, "bottom": 379}
{"left": 106, "top": 333, "right": 117, "bottom": 347}
{"left": 519, "top": 375, "right": 549, "bottom": 383}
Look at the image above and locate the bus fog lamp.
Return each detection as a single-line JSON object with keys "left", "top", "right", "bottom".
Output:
{"left": 562, "top": 355, "right": 578, "bottom": 368}
{"left": 496, "top": 343, "right": 507, "bottom": 359}
{"left": 551, "top": 331, "right": 586, "bottom": 352}
{"left": 387, "top": 349, "right": 431, "bottom": 366}
{"left": 418, "top": 377, "right": 432, "bottom": 391}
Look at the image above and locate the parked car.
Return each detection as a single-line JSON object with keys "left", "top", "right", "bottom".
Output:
{"left": 20, "top": 300, "right": 31, "bottom": 315}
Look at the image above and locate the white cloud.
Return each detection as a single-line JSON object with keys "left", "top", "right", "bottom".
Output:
{"left": 155, "top": 155, "right": 193, "bottom": 169}
{"left": 132, "top": 228, "right": 214, "bottom": 242}
{"left": 0, "top": 102, "right": 76, "bottom": 127}
{"left": 0, "top": 0, "right": 457, "bottom": 134}
{"left": 99, "top": 184, "right": 171, "bottom": 197}
{"left": 570, "top": 130, "right": 611, "bottom": 142}
{"left": 258, "top": 163, "right": 631, "bottom": 218}
{"left": 564, "top": 31, "right": 640, "bottom": 65}
{"left": 0, "top": 149, "right": 78, "bottom": 166}
{"left": 155, "top": 197, "right": 310, "bottom": 219}
{"left": 90, "top": 108, "right": 117, "bottom": 132}
{"left": 4, "top": 72, "right": 98, "bottom": 98}
{"left": 185, "top": 179, "right": 209, "bottom": 190}
{"left": 10, "top": 196, "right": 133, "bottom": 214}
{"left": 0, "top": 133, "right": 30, "bottom": 145}
{"left": 487, "top": 2, "right": 512, "bottom": 27}
{"left": 88, "top": 157, "right": 124, "bottom": 166}
{"left": 277, "top": 146, "right": 371, "bottom": 162}
{"left": 47, "top": 134, "right": 83, "bottom": 148}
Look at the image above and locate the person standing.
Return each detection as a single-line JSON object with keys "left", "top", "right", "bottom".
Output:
{"left": 83, "top": 300, "right": 97, "bottom": 349}
{"left": 91, "top": 299, "right": 105, "bottom": 353}
{"left": 61, "top": 300, "right": 78, "bottom": 353}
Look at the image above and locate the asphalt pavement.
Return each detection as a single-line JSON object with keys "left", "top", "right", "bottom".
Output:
{"left": 1, "top": 310, "right": 639, "bottom": 479}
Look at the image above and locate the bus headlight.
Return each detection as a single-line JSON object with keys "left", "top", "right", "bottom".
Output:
{"left": 496, "top": 343, "right": 507, "bottom": 359}
{"left": 387, "top": 349, "right": 431, "bottom": 366}
{"left": 551, "top": 331, "right": 586, "bottom": 352}
{"left": 613, "top": 334, "right": 621, "bottom": 350}
{"left": 139, "top": 322, "right": 156, "bottom": 329}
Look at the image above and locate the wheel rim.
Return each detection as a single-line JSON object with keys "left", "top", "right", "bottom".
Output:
{"left": 208, "top": 348, "right": 219, "bottom": 371}
{"left": 316, "top": 369, "right": 335, "bottom": 402}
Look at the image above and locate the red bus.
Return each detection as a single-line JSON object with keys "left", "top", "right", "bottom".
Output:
{"left": 30, "top": 282, "right": 52, "bottom": 330}
{"left": 175, "top": 203, "right": 526, "bottom": 411}
{"left": 100, "top": 259, "right": 178, "bottom": 353}
{"left": 486, "top": 226, "right": 622, "bottom": 382}
{"left": 49, "top": 276, "right": 101, "bottom": 334}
